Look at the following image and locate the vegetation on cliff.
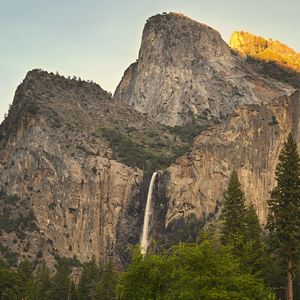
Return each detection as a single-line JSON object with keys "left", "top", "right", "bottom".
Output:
{"left": 98, "top": 119, "right": 210, "bottom": 173}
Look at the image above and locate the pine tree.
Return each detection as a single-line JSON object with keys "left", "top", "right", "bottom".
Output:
{"left": 77, "top": 257, "right": 99, "bottom": 300}
{"left": 94, "top": 260, "right": 118, "bottom": 300}
{"left": 242, "top": 204, "right": 264, "bottom": 275}
{"left": 32, "top": 261, "right": 51, "bottom": 300}
{"left": 267, "top": 133, "right": 300, "bottom": 300}
{"left": 48, "top": 259, "right": 72, "bottom": 300}
{"left": 221, "top": 170, "right": 247, "bottom": 243}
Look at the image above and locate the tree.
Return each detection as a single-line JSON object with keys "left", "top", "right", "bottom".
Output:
{"left": 116, "top": 241, "right": 274, "bottom": 299}
{"left": 47, "top": 259, "right": 72, "bottom": 300}
{"left": 221, "top": 170, "right": 247, "bottom": 244}
{"left": 0, "top": 267, "right": 21, "bottom": 299}
{"left": 32, "top": 261, "right": 52, "bottom": 300}
{"left": 242, "top": 204, "right": 264, "bottom": 274}
{"left": 77, "top": 257, "right": 99, "bottom": 300}
{"left": 267, "top": 133, "right": 300, "bottom": 300}
{"left": 17, "top": 259, "right": 35, "bottom": 298}
{"left": 94, "top": 260, "right": 118, "bottom": 300}
{"left": 221, "top": 172, "right": 264, "bottom": 276}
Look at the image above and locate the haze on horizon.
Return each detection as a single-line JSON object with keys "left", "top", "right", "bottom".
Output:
{"left": 1, "top": 0, "right": 299, "bottom": 122}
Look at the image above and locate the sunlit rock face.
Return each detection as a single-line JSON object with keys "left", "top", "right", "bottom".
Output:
{"left": 164, "top": 91, "right": 300, "bottom": 229}
{"left": 230, "top": 31, "right": 300, "bottom": 72}
{"left": 114, "top": 12, "right": 291, "bottom": 126}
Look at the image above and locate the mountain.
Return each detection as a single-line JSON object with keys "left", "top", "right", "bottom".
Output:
{"left": 114, "top": 12, "right": 291, "bottom": 126}
{"left": 0, "top": 13, "right": 300, "bottom": 268}
{"left": 0, "top": 70, "right": 156, "bottom": 267}
{"left": 230, "top": 31, "right": 300, "bottom": 72}
{"left": 164, "top": 91, "right": 300, "bottom": 234}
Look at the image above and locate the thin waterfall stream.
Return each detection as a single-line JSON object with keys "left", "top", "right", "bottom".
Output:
{"left": 140, "top": 171, "right": 159, "bottom": 255}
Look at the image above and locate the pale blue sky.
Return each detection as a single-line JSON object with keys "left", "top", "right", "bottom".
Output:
{"left": 1, "top": 0, "right": 299, "bottom": 121}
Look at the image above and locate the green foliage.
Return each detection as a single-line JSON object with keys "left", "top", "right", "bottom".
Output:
{"left": 98, "top": 119, "right": 211, "bottom": 172}
{"left": 267, "top": 133, "right": 300, "bottom": 257}
{"left": 220, "top": 171, "right": 247, "bottom": 243}
{"left": 0, "top": 260, "right": 35, "bottom": 299}
{"left": 46, "top": 259, "right": 72, "bottom": 300}
{"left": 31, "top": 262, "right": 52, "bottom": 300}
{"left": 242, "top": 204, "right": 265, "bottom": 274}
{"left": 94, "top": 260, "right": 118, "bottom": 300}
{"left": 220, "top": 172, "right": 265, "bottom": 276}
{"left": 117, "top": 240, "right": 274, "bottom": 300}
{"left": 0, "top": 267, "right": 22, "bottom": 299}
{"left": 165, "top": 122, "right": 209, "bottom": 143}
{"left": 99, "top": 127, "right": 172, "bottom": 171}
{"left": 267, "top": 133, "right": 300, "bottom": 297}
{"left": 77, "top": 258, "right": 99, "bottom": 300}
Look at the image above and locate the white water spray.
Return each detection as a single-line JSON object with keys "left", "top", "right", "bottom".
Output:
{"left": 140, "top": 171, "right": 159, "bottom": 255}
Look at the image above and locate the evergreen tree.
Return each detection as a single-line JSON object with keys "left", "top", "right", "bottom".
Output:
{"left": 267, "top": 133, "right": 300, "bottom": 300}
{"left": 77, "top": 257, "right": 99, "bottom": 300}
{"left": 94, "top": 260, "right": 118, "bottom": 300}
{"left": 221, "top": 171, "right": 265, "bottom": 276}
{"left": 69, "top": 280, "right": 78, "bottom": 300}
{"left": 242, "top": 204, "right": 264, "bottom": 274}
{"left": 221, "top": 170, "right": 247, "bottom": 243}
{"left": 17, "top": 259, "right": 35, "bottom": 298}
{"left": 47, "top": 259, "right": 72, "bottom": 300}
{"left": 244, "top": 204, "right": 262, "bottom": 241}
{"left": 32, "top": 261, "right": 52, "bottom": 300}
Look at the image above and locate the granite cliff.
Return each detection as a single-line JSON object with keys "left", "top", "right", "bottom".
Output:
{"left": 0, "top": 70, "right": 148, "bottom": 267}
{"left": 230, "top": 31, "right": 300, "bottom": 72}
{"left": 163, "top": 91, "right": 300, "bottom": 235}
{"left": 114, "top": 13, "right": 291, "bottom": 126}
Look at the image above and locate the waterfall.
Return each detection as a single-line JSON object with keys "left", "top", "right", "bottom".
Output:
{"left": 140, "top": 171, "right": 159, "bottom": 255}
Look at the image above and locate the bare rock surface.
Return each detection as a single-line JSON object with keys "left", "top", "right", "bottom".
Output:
{"left": 114, "top": 13, "right": 293, "bottom": 126}
{"left": 0, "top": 70, "right": 146, "bottom": 266}
{"left": 165, "top": 91, "right": 300, "bottom": 230}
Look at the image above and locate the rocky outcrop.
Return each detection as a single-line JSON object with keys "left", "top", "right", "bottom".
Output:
{"left": 114, "top": 12, "right": 292, "bottom": 126}
{"left": 230, "top": 31, "right": 300, "bottom": 72}
{"left": 0, "top": 70, "right": 147, "bottom": 267}
{"left": 164, "top": 91, "right": 300, "bottom": 230}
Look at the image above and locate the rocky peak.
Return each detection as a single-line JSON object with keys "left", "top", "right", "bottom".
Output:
{"left": 142, "top": 12, "right": 229, "bottom": 58}
{"left": 114, "top": 13, "right": 292, "bottom": 126}
{"left": 229, "top": 31, "right": 300, "bottom": 72}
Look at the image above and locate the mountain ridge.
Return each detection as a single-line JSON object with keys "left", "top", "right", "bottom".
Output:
{"left": 114, "top": 13, "right": 293, "bottom": 126}
{"left": 0, "top": 13, "right": 300, "bottom": 269}
{"left": 230, "top": 31, "right": 300, "bottom": 72}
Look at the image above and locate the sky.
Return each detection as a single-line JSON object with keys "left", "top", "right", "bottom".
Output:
{"left": 1, "top": 0, "right": 299, "bottom": 122}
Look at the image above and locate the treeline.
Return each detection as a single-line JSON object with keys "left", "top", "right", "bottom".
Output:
{"left": 0, "top": 258, "right": 117, "bottom": 300}
{"left": 1, "top": 133, "right": 300, "bottom": 299}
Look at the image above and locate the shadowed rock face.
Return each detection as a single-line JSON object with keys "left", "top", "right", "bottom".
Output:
{"left": 114, "top": 12, "right": 292, "bottom": 126}
{"left": 0, "top": 70, "right": 146, "bottom": 267}
{"left": 165, "top": 91, "right": 300, "bottom": 227}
